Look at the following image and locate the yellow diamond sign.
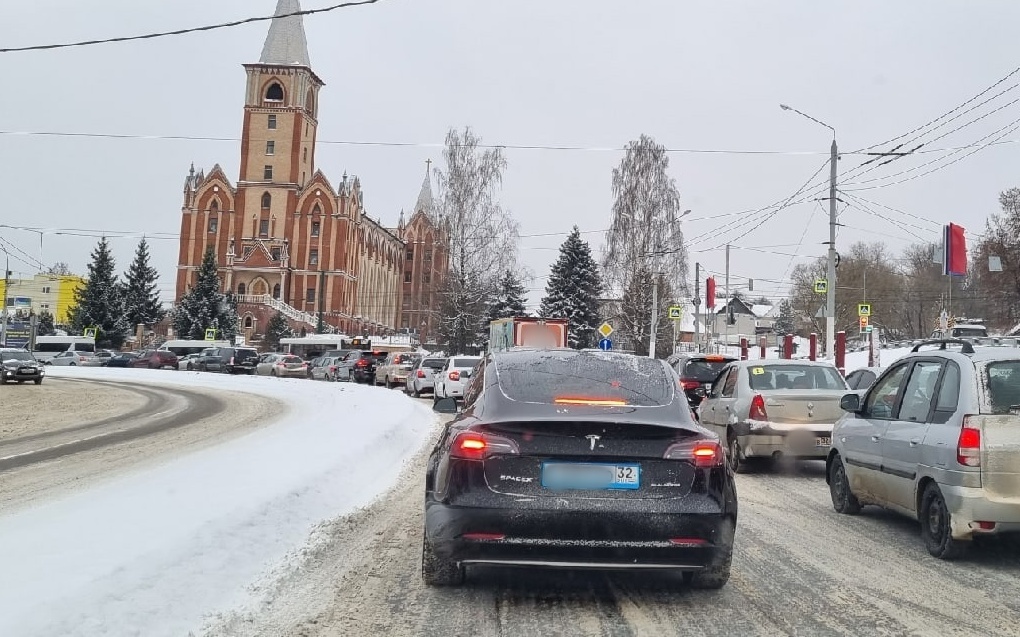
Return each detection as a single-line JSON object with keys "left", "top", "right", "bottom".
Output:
{"left": 598, "top": 322, "right": 614, "bottom": 338}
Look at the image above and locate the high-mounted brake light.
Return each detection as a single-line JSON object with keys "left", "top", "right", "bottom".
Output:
{"left": 705, "top": 355, "right": 725, "bottom": 362}
{"left": 749, "top": 394, "right": 768, "bottom": 421}
{"left": 663, "top": 440, "right": 724, "bottom": 467}
{"left": 553, "top": 397, "right": 628, "bottom": 406}
{"left": 450, "top": 430, "right": 520, "bottom": 460}
{"left": 449, "top": 370, "right": 461, "bottom": 381}
{"left": 957, "top": 417, "right": 981, "bottom": 467}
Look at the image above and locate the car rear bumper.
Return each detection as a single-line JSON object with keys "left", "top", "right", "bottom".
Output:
{"left": 425, "top": 500, "right": 733, "bottom": 570}
{"left": 941, "top": 484, "right": 1020, "bottom": 538}
{"left": 736, "top": 425, "right": 834, "bottom": 459}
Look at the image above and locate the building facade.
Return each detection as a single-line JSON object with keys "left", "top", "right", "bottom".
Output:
{"left": 175, "top": 0, "right": 434, "bottom": 341}
{"left": 1, "top": 273, "right": 84, "bottom": 324}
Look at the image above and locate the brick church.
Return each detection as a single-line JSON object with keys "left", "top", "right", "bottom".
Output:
{"left": 175, "top": 0, "right": 447, "bottom": 344}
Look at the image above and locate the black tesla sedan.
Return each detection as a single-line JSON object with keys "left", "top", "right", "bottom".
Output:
{"left": 423, "top": 348, "right": 738, "bottom": 588}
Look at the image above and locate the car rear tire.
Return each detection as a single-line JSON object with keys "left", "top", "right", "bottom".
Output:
{"left": 421, "top": 534, "right": 464, "bottom": 586}
{"left": 684, "top": 521, "right": 733, "bottom": 589}
{"left": 726, "top": 432, "right": 746, "bottom": 474}
{"left": 920, "top": 483, "right": 967, "bottom": 560}
{"left": 34, "top": 378, "right": 42, "bottom": 385}
{"left": 413, "top": 387, "right": 421, "bottom": 398}
{"left": 828, "top": 455, "right": 862, "bottom": 515}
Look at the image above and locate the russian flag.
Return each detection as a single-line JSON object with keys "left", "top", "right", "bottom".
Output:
{"left": 943, "top": 223, "right": 967, "bottom": 276}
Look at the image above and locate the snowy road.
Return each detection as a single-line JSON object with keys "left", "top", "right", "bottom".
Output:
{"left": 202, "top": 399, "right": 1020, "bottom": 637}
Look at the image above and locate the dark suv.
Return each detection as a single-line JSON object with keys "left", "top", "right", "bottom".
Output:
{"left": 673, "top": 353, "right": 737, "bottom": 412}
{"left": 346, "top": 350, "right": 388, "bottom": 384}
{"left": 0, "top": 348, "right": 45, "bottom": 385}
{"left": 197, "top": 347, "right": 260, "bottom": 374}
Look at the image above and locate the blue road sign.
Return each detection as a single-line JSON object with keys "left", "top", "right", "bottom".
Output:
{"left": 598, "top": 338, "right": 612, "bottom": 351}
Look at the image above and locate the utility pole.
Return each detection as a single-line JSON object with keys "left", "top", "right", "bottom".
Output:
{"left": 1, "top": 251, "right": 8, "bottom": 347}
{"left": 826, "top": 138, "right": 838, "bottom": 359}
{"left": 648, "top": 274, "right": 658, "bottom": 358}
{"left": 724, "top": 244, "right": 731, "bottom": 347}
{"left": 693, "top": 262, "right": 701, "bottom": 351}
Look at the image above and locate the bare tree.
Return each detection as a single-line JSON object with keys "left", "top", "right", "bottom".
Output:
{"left": 970, "top": 187, "right": 1020, "bottom": 331}
{"left": 47, "top": 262, "right": 73, "bottom": 276}
{"left": 434, "top": 127, "right": 519, "bottom": 353}
{"left": 603, "top": 135, "right": 688, "bottom": 347}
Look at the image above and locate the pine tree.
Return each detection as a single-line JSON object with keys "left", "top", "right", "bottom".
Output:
{"left": 123, "top": 238, "right": 165, "bottom": 329}
{"left": 774, "top": 299, "right": 796, "bottom": 336}
{"left": 172, "top": 248, "right": 239, "bottom": 340}
{"left": 265, "top": 311, "right": 292, "bottom": 350}
{"left": 540, "top": 226, "right": 604, "bottom": 349}
{"left": 67, "top": 237, "right": 129, "bottom": 348}
{"left": 37, "top": 310, "right": 55, "bottom": 336}
{"left": 487, "top": 270, "right": 528, "bottom": 322}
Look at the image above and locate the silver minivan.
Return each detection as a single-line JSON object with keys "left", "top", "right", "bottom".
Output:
{"left": 828, "top": 339, "right": 1020, "bottom": 559}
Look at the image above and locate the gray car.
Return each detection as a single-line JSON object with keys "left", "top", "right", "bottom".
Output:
{"left": 828, "top": 339, "right": 1020, "bottom": 559}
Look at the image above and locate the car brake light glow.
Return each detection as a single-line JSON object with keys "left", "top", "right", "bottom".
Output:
{"left": 356, "top": 359, "right": 368, "bottom": 367}
{"left": 449, "top": 370, "right": 461, "bottom": 381}
{"left": 957, "top": 417, "right": 981, "bottom": 467}
{"left": 553, "top": 397, "right": 628, "bottom": 406}
{"left": 705, "top": 355, "right": 725, "bottom": 362}
{"left": 680, "top": 380, "right": 701, "bottom": 391}
{"left": 450, "top": 430, "right": 520, "bottom": 460}
{"left": 663, "top": 440, "right": 724, "bottom": 467}
{"left": 749, "top": 394, "right": 768, "bottom": 421}
{"left": 668, "top": 537, "right": 708, "bottom": 546}
{"left": 417, "top": 369, "right": 426, "bottom": 378}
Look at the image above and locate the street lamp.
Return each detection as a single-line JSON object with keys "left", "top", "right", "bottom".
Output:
{"left": 780, "top": 103, "right": 838, "bottom": 359}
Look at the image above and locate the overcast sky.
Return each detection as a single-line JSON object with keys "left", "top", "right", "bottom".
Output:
{"left": 2, "top": 0, "right": 1019, "bottom": 312}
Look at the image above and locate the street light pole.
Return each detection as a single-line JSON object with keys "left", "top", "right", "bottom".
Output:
{"left": 1, "top": 251, "right": 8, "bottom": 347}
{"left": 780, "top": 104, "right": 838, "bottom": 358}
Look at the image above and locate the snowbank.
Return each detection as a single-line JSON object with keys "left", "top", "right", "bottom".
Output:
{"left": 0, "top": 367, "right": 435, "bottom": 637}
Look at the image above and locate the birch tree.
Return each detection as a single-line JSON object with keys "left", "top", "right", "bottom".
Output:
{"left": 602, "top": 135, "right": 688, "bottom": 348}
{"left": 434, "top": 127, "right": 519, "bottom": 353}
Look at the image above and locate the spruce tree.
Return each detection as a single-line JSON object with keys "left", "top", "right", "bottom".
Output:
{"left": 487, "top": 269, "right": 528, "bottom": 322}
{"left": 123, "top": 238, "right": 165, "bottom": 329}
{"left": 540, "top": 226, "right": 604, "bottom": 349}
{"left": 774, "top": 299, "right": 796, "bottom": 336}
{"left": 265, "top": 311, "right": 292, "bottom": 350}
{"left": 172, "top": 248, "right": 239, "bottom": 341}
{"left": 37, "top": 310, "right": 55, "bottom": 336}
{"left": 68, "top": 237, "right": 129, "bottom": 348}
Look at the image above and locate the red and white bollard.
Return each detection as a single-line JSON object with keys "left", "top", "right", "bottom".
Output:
{"left": 809, "top": 333, "right": 817, "bottom": 361}
{"left": 835, "top": 331, "right": 847, "bottom": 376}
{"left": 783, "top": 334, "right": 794, "bottom": 360}
{"left": 740, "top": 337, "right": 748, "bottom": 361}
{"left": 759, "top": 336, "right": 766, "bottom": 359}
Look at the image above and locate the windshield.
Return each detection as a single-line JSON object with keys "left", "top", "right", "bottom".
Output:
{"left": 747, "top": 364, "right": 848, "bottom": 391}
{"left": 953, "top": 326, "right": 988, "bottom": 337}
{"left": 2, "top": 351, "right": 34, "bottom": 362}
{"left": 681, "top": 359, "right": 733, "bottom": 382}
{"left": 986, "top": 362, "right": 1020, "bottom": 414}
{"left": 495, "top": 350, "right": 673, "bottom": 406}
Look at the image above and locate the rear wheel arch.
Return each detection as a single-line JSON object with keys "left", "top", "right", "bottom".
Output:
{"left": 915, "top": 476, "right": 937, "bottom": 517}
{"left": 825, "top": 449, "right": 841, "bottom": 485}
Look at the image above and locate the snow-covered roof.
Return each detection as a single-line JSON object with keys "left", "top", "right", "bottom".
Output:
{"left": 751, "top": 304, "right": 777, "bottom": 319}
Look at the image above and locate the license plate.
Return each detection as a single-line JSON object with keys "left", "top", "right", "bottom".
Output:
{"left": 816, "top": 437, "right": 832, "bottom": 447}
{"left": 20, "top": 368, "right": 36, "bottom": 374}
{"left": 542, "top": 462, "right": 640, "bottom": 490}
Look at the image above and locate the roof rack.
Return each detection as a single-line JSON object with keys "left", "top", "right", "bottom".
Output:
{"left": 911, "top": 339, "right": 975, "bottom": 354}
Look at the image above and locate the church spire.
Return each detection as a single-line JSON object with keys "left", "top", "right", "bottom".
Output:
{"left": 260, "top": 0, "right": 311, "bottom": 67}
{"left": 414, "top": 159, "right": 434, "bottom": 216}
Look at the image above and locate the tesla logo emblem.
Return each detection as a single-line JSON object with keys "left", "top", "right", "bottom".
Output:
{"left": 586, "top": 434, "right": 601, "bottom": 451}
{"left": 807, "top": 402, "right": 815, "bottom": 409}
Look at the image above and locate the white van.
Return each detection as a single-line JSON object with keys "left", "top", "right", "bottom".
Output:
{"left": 158, "top": 339, "right": 231, "bottom": 357}
{"left": 33, "top": 335, "right": 97, "bottom": 363}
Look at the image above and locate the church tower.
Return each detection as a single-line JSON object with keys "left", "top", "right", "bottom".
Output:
{"left": 239, "top": 0, "right": 323, "bottom": 241}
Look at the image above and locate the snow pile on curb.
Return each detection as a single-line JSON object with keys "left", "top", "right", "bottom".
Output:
{"left": 0, "top": 367, "right": 436, "bottom": 637}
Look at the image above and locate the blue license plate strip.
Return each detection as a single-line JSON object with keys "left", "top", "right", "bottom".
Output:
{"left": 541, "top": 462, "right": 641, "bottom": 490}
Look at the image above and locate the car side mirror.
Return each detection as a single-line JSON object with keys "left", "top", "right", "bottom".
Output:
{"left": 840, "top": 392, "right": 862, "bottom": 413}
{"left": 433, "top": 397, "right": 460, "bottom": 414}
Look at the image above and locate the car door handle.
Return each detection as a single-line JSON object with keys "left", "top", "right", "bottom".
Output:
{"left": 909, "top": 438, "right": 921, "bottom": 447}
{"left": 871, "top": 435, "right": 881, "bottom": 442}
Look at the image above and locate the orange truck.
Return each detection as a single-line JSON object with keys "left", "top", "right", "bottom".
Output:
{"left": 488, "top": 317, "right": 569, "bottom": 352}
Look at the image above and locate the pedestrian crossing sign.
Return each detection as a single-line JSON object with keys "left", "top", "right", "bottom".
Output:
{"left": 814, "top": 279, "right": 827, "bottom": 294}
{"left": 83, "top": 327, "right": 97, "bottom": 338}
{"left": 858, "top": 303, "right": 871, "bottom": 317}
{"left": 668, "top": 306, "right": 683, "bottom": 320}
{"left": 204, "top": 328, "right": 217, "bottom": 341}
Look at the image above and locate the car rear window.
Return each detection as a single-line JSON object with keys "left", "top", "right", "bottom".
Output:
{"left": 985, "top": 361, "right": 1020, "bottom": 414}
{"left": 747, "top": 364, "right": 848, "bottom": 391}
{"left": 681, "top": 358, "right": 734, "bottom": 382}
{"left": 495, "top": 350, "right": 673, "bottom": 407}
{"left": 452, "top": 357, "right": 480, "bottom": 368}
{"left": 422, "top": 358, "right": 446, "bottom": 370}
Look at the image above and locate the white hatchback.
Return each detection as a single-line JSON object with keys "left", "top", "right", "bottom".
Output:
{"left": 433, "top": 356, "right": 481, "bottom": 403}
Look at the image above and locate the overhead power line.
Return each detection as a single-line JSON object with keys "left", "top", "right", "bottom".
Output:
{"left": 0, "top": 0, "right": 389, "bottom": 54}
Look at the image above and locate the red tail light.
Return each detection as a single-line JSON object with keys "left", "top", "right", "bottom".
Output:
{"left": 449, "top": 370, "right": 461, "bottom": 381}
{"left": 416, "top": 369, "right": 426, "bottom": 378}
{"left": 554, "top": 397, "right": 628, "bottom": 406}
{"left": 749, "top": 394, "right": 768, "bottom": 421}
{"left": 356, "top": 359, "right": 368, "bottom": 368}
{"left": 669, "top": 537, "right": 708, "bottom": 547}
{"left": 957, "top": 417, "right": 981, "bottom": 467}
{"left": 462, "top": 532, "right": 505, "bottom": 541}
{"left": 680, "top": 380, "right": 701, "bottom": 391}
{"left": 663, "top": 440, "right": 724, "bottom": 467}
{"left": 329, "top": 366, "right": 337, "bottom": 372}
{"left": 450, "top": 430, "right": 520, "bottom": 460}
